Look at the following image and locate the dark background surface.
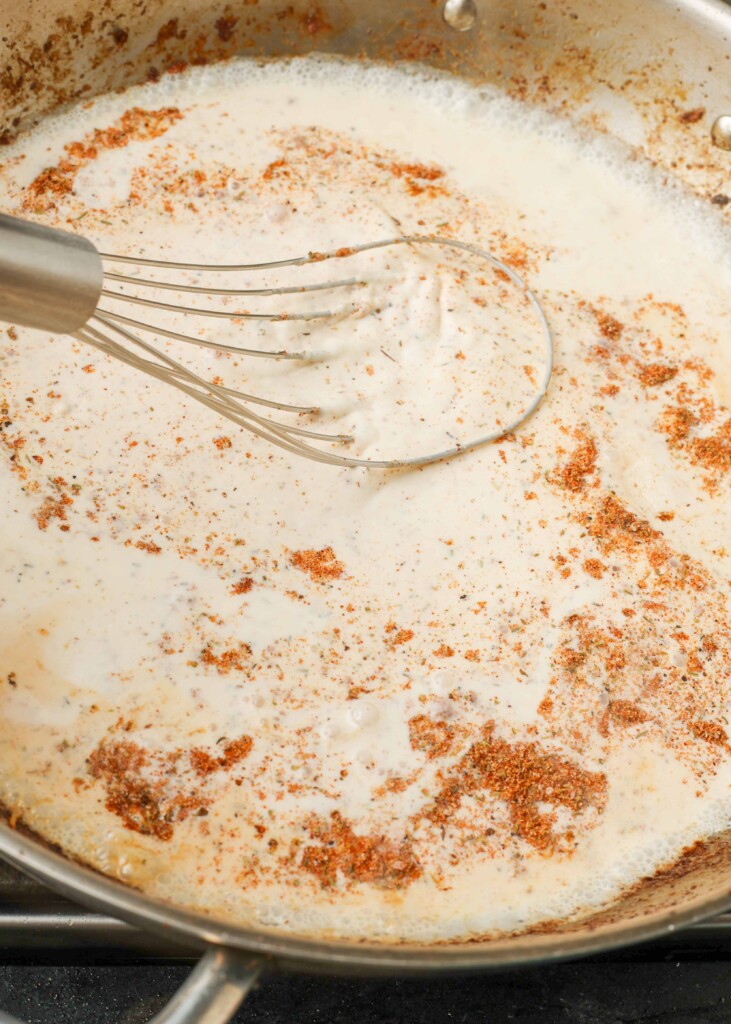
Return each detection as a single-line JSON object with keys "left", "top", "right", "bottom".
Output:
{"left": 1, "top": 948, "right": 731, "bottom": 1023}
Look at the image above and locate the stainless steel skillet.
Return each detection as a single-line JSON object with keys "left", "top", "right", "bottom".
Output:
{"left": 1, "top": 0, "right": 731, "bottom": 1018}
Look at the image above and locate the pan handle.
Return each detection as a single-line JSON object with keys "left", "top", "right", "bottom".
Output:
{"left": 0, "top": 947, "right": 265, "bottom": 1024}
{"left": 147, "top": 948, "right": 265, "bottom": 1023}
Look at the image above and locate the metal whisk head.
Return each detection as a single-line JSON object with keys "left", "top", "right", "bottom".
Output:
{"left": 84, "top": 236, "right": 553, "bottom": 468}
{"left": 81, "top": 247, "right": 366, "bottom": 466}
{"left": 0, "top": 215, "right": 553, "bottom": 468}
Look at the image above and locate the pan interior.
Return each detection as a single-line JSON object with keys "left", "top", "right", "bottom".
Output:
{"left": 0, "top": 0, "right": 731, "bottom": 959}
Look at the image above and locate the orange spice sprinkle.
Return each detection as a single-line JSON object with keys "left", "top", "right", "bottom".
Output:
{"left": 290, "top": 546, "right": 344, "bottom": 582}
{"left": 388, "top": 160, "right": 444, "bottom": 182}
{"left": 424, "top": 723, "right": 607, "bottom": 852}
{"left": 689, "top": 721, "right": 729, "bottom": 747}
{"left": 87, "top": 739, "right": 210, "bottom": 842}
{"left": 262, "top": 158, "right": 289, "bottom": 180}
{"left": 408, "top": 714, "right": 455, "bottom": 759}
{"left": 690, "top": 432, "right": 731, "bottom": 476}
{"left": 638, "top": 363, "right": 678, "bottom": 387}
{"left": 34, "top": 492, "right": 72, "bottom": 531}
{"left": 301, "top": 811, "right": 422, "bottom": 890}
{"left": 598, "top": 700, "right": 650, "bottom": 738}
{"left": 588, "top": 305, "right": 624, "bottom": 342}
{"left": 660, "top": 405, "right": 697, "bottom": 445}
{"left": 373, "top": 773, "right": 419, "bottom": 797}
{"left": 679, "top": 107, "right": 706, "bottom": 124}
{"left": 555, "top": 434, "right": 597, "bottom": 491}
{"left": 190, "top": 735, "right": 253, "bottom": 776}
{"left": 134, "top": 540, "right": 161, "bottom": 554}
{"left": 581, "top": 494, "right": 660, "bottom": 556}
{"left": 23, "top": 107, "right": 183, "bottom": 212}
{"left": 200, "top": 642, "right": 252, "bottom": 674}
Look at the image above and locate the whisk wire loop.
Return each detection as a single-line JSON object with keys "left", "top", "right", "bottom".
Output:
{"left": 103, "top": 271, "right": 363, "bottom": 298}
{"left": 79, "top": 317, "right": 356, "bottom": 465}
{"left": 99, "top": 287, "right": 337, "bottom": 322}
{"left": 91, "top": 234, "right": 553, "bottom": 468}
{"left": 94, "top": 307, "right": 308, "bottom": 359}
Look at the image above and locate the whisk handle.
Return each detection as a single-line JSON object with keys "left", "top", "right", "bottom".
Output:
{"left": 0, "top": 213, "right": 103, "bottom": 334}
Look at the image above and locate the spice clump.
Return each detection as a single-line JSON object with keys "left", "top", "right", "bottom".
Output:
{"left": 301, "top": 811, "right": 422, "bottom": 889}
{"left": 290, "top": 546, "right": 344, "bottom": 582}
{"left": 554, "top": 433, "right": 598, "bottom": 492}
{"left": 87, "top": 734, "right": 253, "bottom": 840}
{"left": 408, "top": 714, "right": 456, "bottom": 760}
{"left": 423, "top": 723, "right": 607, "bottom": 852}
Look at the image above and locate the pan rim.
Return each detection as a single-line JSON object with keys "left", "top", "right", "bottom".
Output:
{"left": 0, "top": 819, "right": 729, "bottom": 971}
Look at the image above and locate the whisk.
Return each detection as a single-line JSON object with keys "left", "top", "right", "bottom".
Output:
{"left": 0, "top": 212, "right": 553, "bottom": 468}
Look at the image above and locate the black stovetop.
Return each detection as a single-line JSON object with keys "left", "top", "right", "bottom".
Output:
{"left": 1, "top": 860, "right": 730, "bottom": 1023}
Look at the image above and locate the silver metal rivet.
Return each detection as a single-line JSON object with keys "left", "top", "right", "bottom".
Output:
{"left": 443, "top": 0, "right": 478, "bottom": 32}
{"left": 710, "top": 114, "right": 731, "bottom": 151}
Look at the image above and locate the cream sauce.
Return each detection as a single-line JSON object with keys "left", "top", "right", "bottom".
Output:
{"left": 0, "top": 57, "right": 730, "bottom": 942}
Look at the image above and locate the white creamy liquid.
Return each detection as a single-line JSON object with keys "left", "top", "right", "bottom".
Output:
{"left": 0, "top": 56, "right": 730, "bottom": 942}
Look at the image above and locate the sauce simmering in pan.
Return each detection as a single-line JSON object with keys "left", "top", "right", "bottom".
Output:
{"left": 0, "top": 57, "right": 730, "bottom": 942}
